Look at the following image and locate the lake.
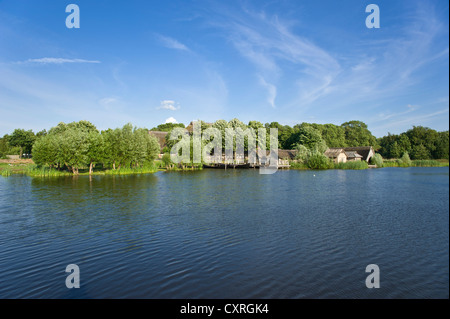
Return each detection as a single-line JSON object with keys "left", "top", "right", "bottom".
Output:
{"left": 0, "top": 167, "right": 448, "bottom": 298}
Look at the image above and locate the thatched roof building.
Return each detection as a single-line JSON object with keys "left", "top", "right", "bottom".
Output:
{"left": 325, "top": 146, "right": 374, "bottom": 163}
{"left": 149, "top": 131, "right": 168, "bottom": 151}
{"left": 324, "top": 148, "right": 347, "bottom": 163}
{"left": 344, "top": 151, "right": 363, "bottom": 161}
{"left": 277, "top": 149, "right": 298, "bottom": 160}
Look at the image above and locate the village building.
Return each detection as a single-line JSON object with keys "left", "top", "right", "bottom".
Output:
{"left": 149, "top": 131, "right": 169, "bottom": 157}
{"left": 324, "top": 146, "right": 374, "bottom": 163}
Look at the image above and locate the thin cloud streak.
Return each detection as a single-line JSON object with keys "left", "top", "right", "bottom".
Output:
{"left": 258, "top": 76, "right": 277, "bottom": 108}
{"left": 156, "top": 34, "right": 190, "bottom": 52}
{"left": 16, "top": 58, "right": 101, "bottom": 64}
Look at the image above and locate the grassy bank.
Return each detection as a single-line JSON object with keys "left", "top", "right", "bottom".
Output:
{"left": 0, "top": 160, "right": 201, "bottom": 177}
{"left": 289, "top": 159, "right": 448, "bottom": 170}
{"left": 383, "top": 159, "right": 449, "bottom": 168}
{"left": 333, "top": 161, "right": 369, "bottom": 170}
{"left": 1, "top": 159, "right": 448, "bottom": 177}
{"left": 0, "top": 161, "right": 161, "bottom": 177}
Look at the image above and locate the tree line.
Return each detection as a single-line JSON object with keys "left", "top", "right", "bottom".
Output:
{"left": 0, "top": 119, "right": 448, "bottom": 167}
{"left": 0, "top": 121, "right": 160, "bottom": 175}
{"left": 377, "top": 126, "right": 449, "bottom": 160}
{"left": 155, "top": 119, "right": 448, "bottom": 160}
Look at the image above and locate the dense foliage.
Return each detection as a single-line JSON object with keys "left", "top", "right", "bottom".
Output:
{"left": 150, "top": 123, "right": 185, "bottom": 132}
{"left": 7, "top": 129, "right": 36, "bottom": 158}
{"left": 2, "top": 120, "right": 448, "bottom": 165}
{"left": 377, "top": 127, "right": 449, "bottom": 160}
{"left": 32, "top": 121, "right": 159, "bottom": 174}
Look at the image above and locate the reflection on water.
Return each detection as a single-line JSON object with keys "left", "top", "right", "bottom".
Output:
{"left": 0, "top": 168, "right": 448, "bottom": 298}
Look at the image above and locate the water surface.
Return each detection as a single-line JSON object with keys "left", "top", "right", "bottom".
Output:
{"left": 0, "top": 167, "right": 448, "bottom": 298}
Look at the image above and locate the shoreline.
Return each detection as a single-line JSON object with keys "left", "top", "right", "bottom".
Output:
{"left": 1, "top": 159, "right": 448, "bottom": 178}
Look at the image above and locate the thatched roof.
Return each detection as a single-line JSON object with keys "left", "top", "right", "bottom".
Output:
{"left": 345, "top": 151, "right": 363, "bottom": 159}
{"left": 324, "top": 148, "right": 345, "bottom": 158}
{"left": 277, "top": 149, "right": 298, "bottom": 160}
{"left": 342, "top": 146, "right": 374, "bottom": 161}
{"left": 262, "top": 149, "right": 298, "bottom": 160}
{"left": 326, "top": 146, "right": 374, "bottom": 162}
{"left": 149, "top": 131, "right": 168, "bottom": 151}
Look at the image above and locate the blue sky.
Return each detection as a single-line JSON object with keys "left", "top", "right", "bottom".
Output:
{"left": 0, "top": 0, "right": 448, "bottom": 137}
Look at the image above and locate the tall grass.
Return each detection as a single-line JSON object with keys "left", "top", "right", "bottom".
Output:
{"left": 104, "top": 163, "right": 159, "bottom": 175}
{"left": 27, "top": 165, "right": 72, "bottom": 177}
{"left": 334, "top": 161, "right": 369, "bottom": 170}
{"left": 1, "top": 166, "right": 12, "bottom": 177}
{"left": 382, "top": 159, "right": 448, "bottom": 167}
{"left": 413, "top": 160, "right": 448, "bottom": 167}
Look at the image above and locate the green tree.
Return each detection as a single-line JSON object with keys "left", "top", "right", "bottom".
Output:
{"left": 102, "top": 128, "right": 121, "bottom": 169}
{"left": 7, "top": 129, "right": 36, "bottom": 158}
{"left": 0, "top": 135, "right": 9, "bottom": 158}
{"left": 289, "top": 125, "right": 328, "bottom": 153}
{"left": 48, "top": 122, "right": 68, "bottom": 135}
{"left": 433, "top": 131, "right": 449, "bottom": 159}
{"left": 390, "top": 141, "right": 401, "bottom": 158}
{"left": 86, "top": 131, "right": 104, "bottom": 174}
{"left": 212, "top": 119, "right": 228, "bottom": 150}
{"left": 341, "top": 121, "right": 378, "bottom": 148}
{"left": 36, "top": 130, "right": 47, "bottom": 138}
{"left": 312, "top": 123, "right": 347, "bottom": 148}
{"left": 406, "top": 126, "right": 438, "bottom": 158}
{"left": 410, "top": 144, "right": 431, "bottom": 160}
{"left": 144, "top": 131, "right": 161, "bottom": 163}
{"left": 150, "top": 123, "right": 185, "bottom": 132}
{"left": 32, "top": 134, "right": 60, "bottom": 168}
{"left": 59, "top": 128, "right": 89, "bottom": 174}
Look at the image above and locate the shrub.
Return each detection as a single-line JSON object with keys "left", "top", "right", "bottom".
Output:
{"left": 398, "top": 152, "right": 412, "bottom": 167}
{"left": 307, "top": 152, "right": 332, "bottom": 170}
{"left": 371, "top": 153, "right": 384, "bottom": 168}
{"left": 294, "top": 145, "right": 310, "bottom": 163}
{"left": 162, "top": 153, "right": 173, "bottom": 168}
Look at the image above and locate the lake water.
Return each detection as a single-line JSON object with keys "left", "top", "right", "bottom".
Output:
{"left": 0, "top": 167, "right": 448, "bottom": 299}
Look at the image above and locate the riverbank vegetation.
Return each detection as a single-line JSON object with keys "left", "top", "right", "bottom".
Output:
{"left": 21, "top": 121, "right": 160, "bottom": 176}
{"left": 0, "top": 119, "right": 448, "bottom": 176}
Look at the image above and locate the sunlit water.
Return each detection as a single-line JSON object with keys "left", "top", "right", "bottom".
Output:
{"left": 0, "top": 167, "right": 448, "bottom": 298}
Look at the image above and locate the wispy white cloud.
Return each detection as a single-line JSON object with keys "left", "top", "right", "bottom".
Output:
{"left": 99, "top": 97, "right": 117, "bottom": 106}
{"left": 376, "top": 104, "right": 418, "bottom": 122}
{"left": 165, "top": 117, "right": 178, "bottom": 124}
{"left": 377, "top": 108, "right": 449, "bottom": 132}
{"left": 158, "top": 100, "right": 180, "bottom": 111}
{"left": 258, "top": 76, "right": 277, "bottom": 108}
{"left": 16, "top": 57, "right": 101, "bottom": 65}
{"left": 214, "top": 8, "right": 340, "bottom": 108}
{"left": 156, "top": 34, "right": 190, "bottom": 52}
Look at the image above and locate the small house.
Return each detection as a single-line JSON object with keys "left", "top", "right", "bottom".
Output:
{"left": 324, "top": 146, "right": 374, "bottom": 163}
{"left": 324, "top": 148, "right": 348, "bottom": 163}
